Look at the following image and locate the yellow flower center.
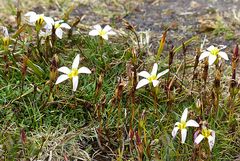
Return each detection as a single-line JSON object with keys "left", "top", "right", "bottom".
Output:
{"left": 202, "top": 128, "right": 211, "bottom": 138}
{"left": 54, "top": 23, "right": 61, "bottom": 29}
{"left": 99, "top": 30, "right": 106, "bottom": 37}
{"left": 147, "top": 75, "right": 157, "bottom": 82}
{"left": 210, "top": 47, "right": 219, "bottom": 56}
{"left": 3, "top": 37, "right": 10, "bottom": 47}
{"left": 177, "top": 121, "right": 186, "bottom": 130}
{"left": 36, "top": 15, "right": 44, "bottom": 26}
{"left": 68, "top": 68, "right": 78, "bottom": 78}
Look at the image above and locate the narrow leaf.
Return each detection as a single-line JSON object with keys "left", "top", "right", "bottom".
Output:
{"left": 173, "top": 36, "right": 199, "bottom": 54}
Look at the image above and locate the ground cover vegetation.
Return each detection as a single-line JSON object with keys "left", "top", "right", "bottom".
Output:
{"left": 0, "top": 0, "right": 240, "bottom": 160}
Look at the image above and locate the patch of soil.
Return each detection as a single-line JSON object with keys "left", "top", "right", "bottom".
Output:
{"left": 73, "top": 0, "right": 240, "bottom": 53}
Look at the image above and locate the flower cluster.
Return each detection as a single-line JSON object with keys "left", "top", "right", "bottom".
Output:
{"left": 136, "top": 63, "right": 169, "bottom": 89}
{"left": 172, "top": 108, "right": 199, "bottom": 143}
{"left": 56, "top": 54, "right": 91, "bottom": 91}
{"left": 195, "top": 125, "right": 215, "bottom": 151}
{"left": 199, "top": 45, "right": 228, "bottom": 65}
{"left": 172, "top": 108, "right": 216, "bottom": 151}
{"left": 89, "top": 24, "right": 116, "bottom": 40}
{"left": 10, "top": 11, "right": 222, "bottom": 154}
{"left": 1, "top": 26, "right": 10, "bottom": 49}
{"left": 25, "top": 11, "right": 71, "bottom": 39}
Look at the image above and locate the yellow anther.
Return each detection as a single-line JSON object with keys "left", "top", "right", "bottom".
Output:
{"left": 178, "top": 122, "right": 186, "bottom": 130}
{"left": 68, "top": 68, "right": 78, "bottom": 78}
{"left": 54, "top": 23, "right": 61, "bottom": 29}
{"left": 147, "top": 75, "right": 157, "bottom": 82}
{"left": 99, "top": 30, "right": 106, "bottom": 37}
{"left": 202, "top": 128, "right": 211, "bottom": 138}
{"left": 210, "top": 47, "right": 220, "bottom": 56}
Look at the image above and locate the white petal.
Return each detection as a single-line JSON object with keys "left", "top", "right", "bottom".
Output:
{"left": 207, "top": 45, "right": 215, "bottom": 51}
{"left": 207, "top": 135, "right": 215, "bottom": 151}
{"left": 39, "top": 30, "right": 49, "bottom": 37}
{"left": 78, "top": 67, "right": 91, "bottom": 74}
{"left": 55, "top": 20, "right": 64, "bottom": 24}
{"left": 101, "top": 34, "right": 108, "bottom": 40}
{"left": 56, "top": 74, "right": 69, "bottom": 84}
{"left": 181, "top": 108, "right": 188, "bottom": 122}
{"left": 218, "top": 51, "right": 229, "bottom": 60}
{"left": 28, "top": 14, "right": 38, "bottom": 23}
{"left": 103, "top": 25, "right": 112, "bottom": 32}
{"left": 44, "top": 24, "right": 52, "bottom": 30}
{"left": 151, "top": 63, "right": 158, "bottom": 76}
{"left": 72, "top": 76, "right": 79, "bottom": 91}
{"left": 25, "top": 11, "right": 36, "bottom": 17}
{"left": 58, "top": 66, "right": 71, "bottom": 74}
{"left": 199, "top": 51, "right": 210, "bottom": 60}
{"left": 208, "top": 54, "right": 217, "bottom": 65}
{"left": 211, "top": 130, "right": 216, "bottom": 141}
{"left": 72, "top": 54, "right": 80, "bottom": 69}
{"left": 93, "top": 24, "right": 102, "bottom": 31}
{"left": 172, "top": 127, "right": 179, "bottom": 138}
{"left": 186, "top": 120, "right": 199, "bottom": 127}
{"left": 152, "top": 80, "right": 159, "bottom": 87}
{"left": 195, "top": 134, "right": 204, "bottom": 144}
{"left": 107, "top": 31, "right": 116, "bottom": 35}
{"left": 174, "top": 122, "right": 180, "bottom": 126}
{"left": 138, "top": 71, "right": 150, "bottom": 78}
{"left": 60, "top": 23, "right": 71, "bottom": 29}
{"left": 156, "top": 69, "right": 169, "bottom": 79}
{"left": 181, "top": 129, "right": 187, "bottom": 143}
{"left": 55, "top": 28, "right": 63, "bottom": 39}
{"left": 46, "top": 29, "right": 52, "bottom": 36}
{"left": 29, "top": 17, "right": 38, "bottom": 24}
{"left": 218, "top": 45, "right": 226, "bottom": 50}
{"left": 44, "top": 17, "right": 54, "bottom": 26}
{"left": 136, "top": 79, "right": 149, "bottom": 89}
{"left": 89, "top": 30, "right": 99, "bottom": 36}
{"left": 25, "top": 12, "right": 38, "bottom": 23}
{"left": 2, "top": 27, "right": 9, "bottom": 37}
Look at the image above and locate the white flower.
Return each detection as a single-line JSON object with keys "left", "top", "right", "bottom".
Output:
{"left": 136, "top": 63, "right": 169, "bottom": 89}
{"left": 39, "top": 30, "right": 51, "bottom": 37}
{"left": 1, "top": 26, "right": 10, "bottom": 47}
{"left": 56, "top": 54, "right": 91, "bottom": 91}
{"left": 172, "top": 108, "right": 199, "bottom": 143}
{"left": 195, "top": 126, "right": 215, "bottom": 151}
{"left": 89, "top": 24, "right": 116, "bottom": 40}
{"left": 25, "top": 11, "right": 53, "bottom": 27}
{"left": 199, "top": 45, "right": 229, "bottom": 65}
{"left": 1, "top": 26, "right": 9, "bottom": 38}
{"left": 45, "top": 19, "right": 71, "bottom": 39}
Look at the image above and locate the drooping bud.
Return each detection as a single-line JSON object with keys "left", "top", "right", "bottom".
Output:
{"left": 196, "top": 99, "right": 202, "bottom": 109}
{"left": 135, "top": 131, "right": 143, "bottom": 161}
{"left": 50, "top": 54, "right": 58, "bottom": 82}
{"left": 129, "top": 128, "right": 134, "bottom": 141}
{"left": 115, "top": 77, "right": 125, "bottom": 101}
{"left": 202, "top": 58, "right": 209, "bottom": 84}
{"left": 1, "top": 26, "right": 10, "bottom": 50}
{"left": 16, "top": 10, "right": 22, "bottom": 28}
{"left": 95, "top": 73, "right": 103, "bottom": 96}
{"left": 139, "top": 110, "right": 146, "bottom": 128}
{"left": 169, "top": 45, "right": 175, "bottom": 68}
{"left": 123, "top": 19, "right": 135, "bottom": 32}
{"left": 20, "top": 129, "right": 27, "bottom": 144}
{"left": 230, "top": 45, "right": 239, "bottom": 90}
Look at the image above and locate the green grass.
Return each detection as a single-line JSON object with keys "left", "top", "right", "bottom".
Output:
{"left": 0, "top": 1, "right": 240, "bottom": 161}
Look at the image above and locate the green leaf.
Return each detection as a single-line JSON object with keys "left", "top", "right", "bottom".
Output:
{"left": 173, "top": 36, "right": 199, "bottom": 54}
{"left": 26, "top": 57, "right": 44, "bottom": 78}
